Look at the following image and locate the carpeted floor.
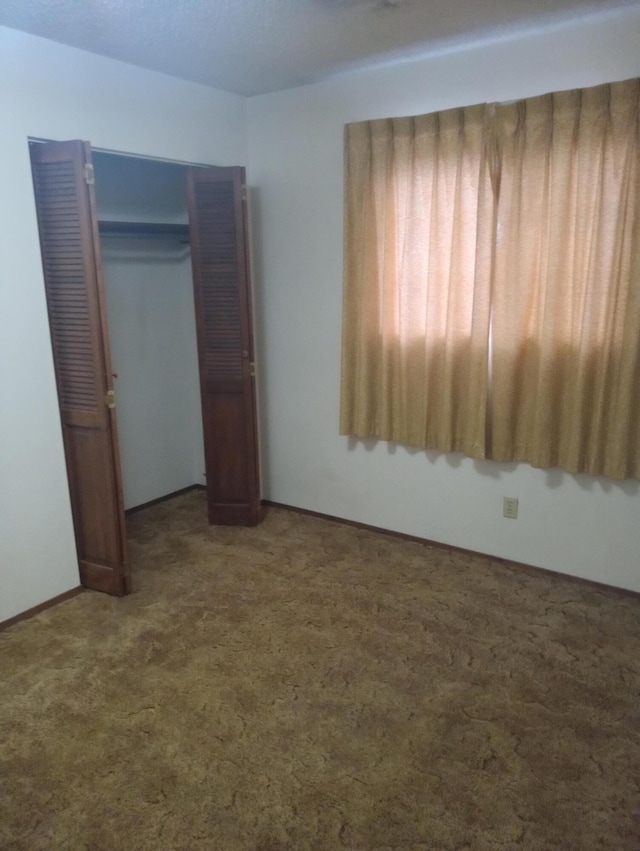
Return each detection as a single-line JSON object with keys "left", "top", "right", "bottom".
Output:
{"left": 1, "top": 491, "right": 640, "bottom": 850}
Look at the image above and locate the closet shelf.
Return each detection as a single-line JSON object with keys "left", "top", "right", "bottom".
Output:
{"left": 98, "top": 220, "right": 190, "bottom": 242}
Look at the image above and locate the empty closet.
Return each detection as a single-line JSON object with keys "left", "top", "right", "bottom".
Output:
{"left": 30, "top": 140, "right": 261, "bottom": 599}
{"left": 93, "top": 152, "right": 205, "bottom": 511}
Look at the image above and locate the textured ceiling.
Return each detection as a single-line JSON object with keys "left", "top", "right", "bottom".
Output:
{"left": 0, "top": 0, "right": 637, "bottom": 96}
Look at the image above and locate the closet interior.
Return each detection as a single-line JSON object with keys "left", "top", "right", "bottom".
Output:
{"left": 92, "top": 151, "right": 205, "bottom": 511}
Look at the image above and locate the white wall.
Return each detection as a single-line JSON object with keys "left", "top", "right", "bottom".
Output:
{"left": 247, "top": 6, "right": 640, "bottom": 592}
{"left": 102, "top": 244, "right": 205, "bottom": 509}
{"left": 0, "top": 26, "right": 246, "bottom": 621}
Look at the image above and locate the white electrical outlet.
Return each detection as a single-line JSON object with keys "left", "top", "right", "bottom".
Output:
{"left": 503, "top": 496, "right": 519, "bottom": 520}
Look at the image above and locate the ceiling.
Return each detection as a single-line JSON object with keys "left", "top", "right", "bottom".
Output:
{"left": 0, "top": 0, "right": 637, "bottom": 96}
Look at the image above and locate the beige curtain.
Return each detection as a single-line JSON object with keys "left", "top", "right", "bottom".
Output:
{"left": 341, "top": 79, "right": 640, "bottom": 480}
{"left": 341, "top": 106, "right": 495, "bottom": 457}
{"left": 490, "top": 80, "right": 640, "bottom": 479}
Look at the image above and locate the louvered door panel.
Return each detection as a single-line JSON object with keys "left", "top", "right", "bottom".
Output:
{"left": 197, "top": 181, "right": 244, "bottom": 385}
{"left": 188, "top": 167, "right": 260, "bottom": 525}
{"left": 30, "top": 141, "right": 129, "bottom": 595}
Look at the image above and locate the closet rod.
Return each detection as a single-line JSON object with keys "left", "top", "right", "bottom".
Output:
{"left": 98, "top": 221, "right": 190, "bottom": 242}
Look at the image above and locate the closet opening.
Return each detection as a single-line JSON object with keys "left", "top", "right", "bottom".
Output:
{"left": 92, "top": 151, "right": 206, "bottom": 514}
{"left": 30, "top": 140, "right": 261, "bottom": 598}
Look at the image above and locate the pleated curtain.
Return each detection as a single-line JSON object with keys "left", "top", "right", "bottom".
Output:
{"left": 341, "top": 105, "right": 495, "bottom": 458}
{"left": 341, "top": 79, "right": 640, "bottom": 480}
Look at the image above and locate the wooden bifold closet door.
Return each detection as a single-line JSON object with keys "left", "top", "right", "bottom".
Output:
{"left": 30, "top": 140, "right": 130, "bottom": 596}
{"left": 31, "top": 143, "right": 261, "bottom": 596}
{"left": 187, "top": 167, "right": 261, "bottom": 527}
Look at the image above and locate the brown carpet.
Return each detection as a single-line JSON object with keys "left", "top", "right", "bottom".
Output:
{"left": 1, "top": 491, "right": 640, "bottom": 850}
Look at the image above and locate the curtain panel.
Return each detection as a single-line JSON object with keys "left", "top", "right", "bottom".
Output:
{"left": 340, "top": 79, "right": 640, "bottom": 480}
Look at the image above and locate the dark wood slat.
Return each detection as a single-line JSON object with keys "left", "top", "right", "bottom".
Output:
{"left": 0, "top": 588, "right": 84, "bottom": 632}
{"left": 187, "top": 166, "right": 261, "bottom": 526}
{"left": 30, "top": 140, "right": 129, "bottom": 596}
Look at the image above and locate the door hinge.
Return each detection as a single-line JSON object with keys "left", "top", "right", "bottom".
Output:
{"left": 105, "top": 389, "right": 116, "bottom": 409}
{"left": 249, "top": 362, "right": 256, "bottom": 377}
{"left": 84, "top": 164, "right": 95, "bottom": 185}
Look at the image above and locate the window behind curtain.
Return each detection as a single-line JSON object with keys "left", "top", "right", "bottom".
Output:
{"left": 340, "top": 79, "right": 640, "bottom": 480}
